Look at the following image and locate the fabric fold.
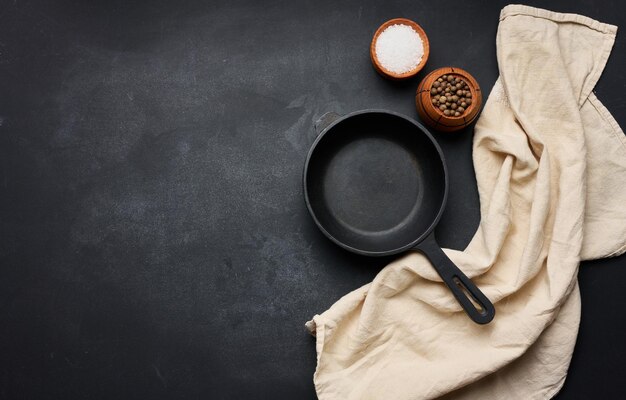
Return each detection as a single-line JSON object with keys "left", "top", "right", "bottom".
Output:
{"left": 307, "top": 5, "right": 625, "bottom": 399}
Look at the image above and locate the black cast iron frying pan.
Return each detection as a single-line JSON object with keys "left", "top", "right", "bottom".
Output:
{"left": 303, "top": 110, "right": 495, "bottom": 324}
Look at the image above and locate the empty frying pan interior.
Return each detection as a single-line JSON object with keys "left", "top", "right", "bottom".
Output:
{"left": 305, "top": 111, "right": 447, "bottom": 255}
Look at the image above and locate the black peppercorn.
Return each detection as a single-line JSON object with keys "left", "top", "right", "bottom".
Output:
{"left": 429, "top": 74, "right": 473, "bottom": 118}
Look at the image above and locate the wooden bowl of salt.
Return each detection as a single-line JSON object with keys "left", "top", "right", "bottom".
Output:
{"left": 370, "top": 18, "right": 430, "bottom": 80}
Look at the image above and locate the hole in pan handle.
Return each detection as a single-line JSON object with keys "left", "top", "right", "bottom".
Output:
{"left": 415, "top": 232, "right": 496, "bottom": 324}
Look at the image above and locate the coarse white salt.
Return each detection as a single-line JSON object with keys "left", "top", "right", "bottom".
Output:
{"left": 375, "top": 24, "right": 424, "bottom": 74}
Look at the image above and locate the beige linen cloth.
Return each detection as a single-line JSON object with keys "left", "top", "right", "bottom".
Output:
{"left": 306, "top": 5, "right": 626, "bottom": 399}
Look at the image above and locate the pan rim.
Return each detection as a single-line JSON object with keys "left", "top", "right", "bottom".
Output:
{"left": 302, "top": 109, "right": 450, "bottom": 257}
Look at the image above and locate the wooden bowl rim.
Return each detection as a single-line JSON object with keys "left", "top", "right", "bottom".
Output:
{"left": 370, "top": 18, "right": 430, "bottom": 80}
{"left": 418, "top": 67, "right": 481, "bottom": 120}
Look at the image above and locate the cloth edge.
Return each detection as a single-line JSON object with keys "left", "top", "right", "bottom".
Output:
{"left": 583, "top": 93, "right": 626, "bottom": 259}
{"left": 587, "top": 93, "right": 626, "bottom": 153}
{"left": 500, "top": 4, "right": 618, "bottom": 35}
{"left": 580, "top": 26, "right": 617, "bottom": 105}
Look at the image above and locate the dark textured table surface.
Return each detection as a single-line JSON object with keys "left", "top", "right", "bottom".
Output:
{"left": 1, "top": 0, "right": 625, "bottom": 398}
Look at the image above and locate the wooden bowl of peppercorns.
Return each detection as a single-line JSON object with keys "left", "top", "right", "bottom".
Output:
{"left": 415, "top": 67, "right": 482, "bottom": 132}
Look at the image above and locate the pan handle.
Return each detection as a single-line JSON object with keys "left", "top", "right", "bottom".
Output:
{"left": 415, "top": 232, "right": 495, "bottom": 324}
{"left": 314, "top": 112, "right": 341, "bottom": 135}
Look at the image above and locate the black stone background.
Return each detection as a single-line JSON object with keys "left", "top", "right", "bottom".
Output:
{"left": 1, "top": 0, "right": 625, "bottom": 398}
